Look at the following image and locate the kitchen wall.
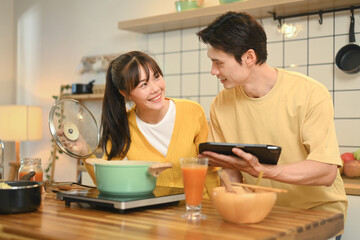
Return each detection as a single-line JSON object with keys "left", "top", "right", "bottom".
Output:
{"left": 0, "top": 0, "right": 16, "bottom": 171}
{"left": 0, "top": 0, "right": 15, "bottom": 104}
{"left": 1, "top": 0, "right": 360, "bottom": 189}
{"left": 148, "top": 9, "right": 360, "bottom": 155}
{"left": 1, "top": 0, "right": 178, "bottom": 181}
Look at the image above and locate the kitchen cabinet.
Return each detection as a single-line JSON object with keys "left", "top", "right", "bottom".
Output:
{"left": 341, "top": 177, "right": 360, "bottom": 239}
{"left": 118, "top": 0, "right": 360, "bottom": 33}
{"left": 343, "top": 195, "right": 360, "bottom": 239}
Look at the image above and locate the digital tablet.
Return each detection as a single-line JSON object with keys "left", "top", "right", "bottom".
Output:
{"left": 199, "top": 142, "right": 281, "bottom": 165}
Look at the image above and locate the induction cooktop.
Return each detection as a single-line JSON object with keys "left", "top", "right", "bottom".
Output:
{"left": 56, "top": 186, "right": 185, "bottom": 213}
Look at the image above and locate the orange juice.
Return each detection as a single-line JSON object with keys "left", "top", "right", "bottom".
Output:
{"left": 18, "top": 171, "right": 43, "bottom": 182}
{"left": 181, "top": 165, "right": 207, "bottom": 206}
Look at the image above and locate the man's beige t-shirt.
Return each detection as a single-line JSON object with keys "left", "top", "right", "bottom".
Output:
{"left": 209, "top": 68, "right": 347, "bottom": 216}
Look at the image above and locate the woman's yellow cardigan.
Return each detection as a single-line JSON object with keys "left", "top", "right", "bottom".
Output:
{"left": 83, "top": 98, "right": 219, "bottom": 197}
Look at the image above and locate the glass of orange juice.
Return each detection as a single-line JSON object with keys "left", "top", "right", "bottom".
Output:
{"left": 180, "top": 157, "right": 208, "bottom": 221}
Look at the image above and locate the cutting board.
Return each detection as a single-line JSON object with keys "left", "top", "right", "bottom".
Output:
{"left": 342, "top": 176, "right": 360, "bottom": 196}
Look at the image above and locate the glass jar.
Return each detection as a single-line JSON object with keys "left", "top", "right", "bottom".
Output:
{"left": 18, "top": 158, "right": 43, "bottom": 182}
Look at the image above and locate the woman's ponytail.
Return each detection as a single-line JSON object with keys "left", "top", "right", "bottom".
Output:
{"left": 101, "top": 60, "right": 131, "bottom": 159}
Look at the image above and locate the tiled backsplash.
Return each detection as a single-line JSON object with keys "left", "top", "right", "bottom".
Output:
{"left": 146, "top": 10, "right": 360, "bottom": 153}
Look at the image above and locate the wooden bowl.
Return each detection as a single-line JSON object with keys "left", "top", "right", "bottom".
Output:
{"left": 211, "top": 186, "right": 277, "bottom": 224}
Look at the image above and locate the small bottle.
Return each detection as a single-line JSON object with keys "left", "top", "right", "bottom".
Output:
{"left": 18, "top": 158, "right": 43, "bottom": 182}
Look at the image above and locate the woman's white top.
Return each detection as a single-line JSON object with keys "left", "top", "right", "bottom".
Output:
{"left": 135, "top": 100, "right": 175, "bottom": 157}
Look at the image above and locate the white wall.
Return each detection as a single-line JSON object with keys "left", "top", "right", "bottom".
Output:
{"left": 0, "top": 0, "right": 15, "bottom": 104}
{"left": 0, "top": 0, "right": 15, "bottom": 178}
{"left": 2, "top": 0, "right": 178, "bottom": 180}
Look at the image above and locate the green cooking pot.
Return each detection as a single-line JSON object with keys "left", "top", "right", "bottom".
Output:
{"left": 88, "top": 159, "right": 172, "bottom": 196}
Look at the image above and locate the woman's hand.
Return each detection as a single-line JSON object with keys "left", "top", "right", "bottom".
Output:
{"left": 56, "top": 129, "right": 90, "bottom": 156}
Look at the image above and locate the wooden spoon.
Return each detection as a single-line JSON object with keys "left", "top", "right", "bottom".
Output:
{"left": 20, "top": 171, "right": 36, "bottom": 181}
{"left": 217, "top": 169, "right": 236, "bottom": 193}
{"left": 255, "top": 171, "right": 264, "bottom": 185}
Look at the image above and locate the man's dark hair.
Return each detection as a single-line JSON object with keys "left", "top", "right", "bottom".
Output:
{"left": 197, "top": 11, "right": 267, "bottom": 65}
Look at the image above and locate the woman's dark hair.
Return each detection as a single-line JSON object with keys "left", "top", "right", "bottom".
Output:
{"left": 197, "top": 11, "right": 267, "bottom": 65}
{"left": 101, "top": 51, "right": 163, "bottom": 159}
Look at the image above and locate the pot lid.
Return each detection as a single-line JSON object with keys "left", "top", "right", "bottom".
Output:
{"left": 49, "top": 99, "right": 100, "bottom": 159}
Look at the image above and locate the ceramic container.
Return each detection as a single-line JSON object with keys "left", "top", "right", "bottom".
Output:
{"left": 93, "top": 160, "right": 158, "bottom": 196}
{"left": 175, "top": 1, "right": 201, "bottom": 12}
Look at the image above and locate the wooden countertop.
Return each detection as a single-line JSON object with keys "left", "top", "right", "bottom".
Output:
{"left": 343, "top": 176, "right": 360, "bottom": 196}
{"left": 0, "top": 188, "right": 343, "bottom": 240}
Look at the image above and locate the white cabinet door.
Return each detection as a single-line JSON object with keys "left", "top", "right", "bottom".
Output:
{"left": 342, "top": 195, "right": 360, "bottom": 240}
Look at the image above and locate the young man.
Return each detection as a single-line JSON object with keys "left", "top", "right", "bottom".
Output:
{"left": 197, "top": 11, "right": 347, "bottom": 236}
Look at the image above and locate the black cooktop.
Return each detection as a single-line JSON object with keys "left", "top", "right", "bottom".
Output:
{"left": 56, "top": 186, "right": 185, "bottom": 213}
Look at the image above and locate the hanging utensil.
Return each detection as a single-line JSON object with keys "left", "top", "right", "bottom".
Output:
{"left": 335, "top": 8, "right": 360, "bottom": 74}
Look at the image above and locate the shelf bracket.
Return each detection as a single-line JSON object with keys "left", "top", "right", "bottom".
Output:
{"left": 318, "top": 10, "right": 323, "bottom": 25}
{"left": 269, "top": 11, "right": 283, "bottom": 29}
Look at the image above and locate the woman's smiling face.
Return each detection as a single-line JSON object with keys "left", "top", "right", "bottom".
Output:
{"left": 128, "top": 66, "right": 167, "bottom": 113}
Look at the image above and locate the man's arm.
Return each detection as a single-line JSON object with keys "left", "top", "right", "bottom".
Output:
{"left": 201, "top": 147, "right": 338, "bottom": 186}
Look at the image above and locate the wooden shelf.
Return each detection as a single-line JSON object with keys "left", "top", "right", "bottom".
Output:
{"left": 118, "top": 0, "right": 360, "bottom": 33}
{"left": 61, "top": 93, "right": 104, "bottom": 101}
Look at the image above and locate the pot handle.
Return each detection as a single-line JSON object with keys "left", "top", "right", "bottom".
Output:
{"left": 147, "top": 162, "right": 173, "bottom": 177}
{"left": 349, "top": 8, "right": 355, "bottom": 43}
{"left": 87, "top": 80, "right": 96, "bottom": 87}
{"left": 85, "top": 158, "right": 109, "bottom": 166}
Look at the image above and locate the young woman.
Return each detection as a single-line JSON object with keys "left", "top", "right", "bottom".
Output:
{"left": 81, "top": 51, "right": 219, "bottom": 196}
